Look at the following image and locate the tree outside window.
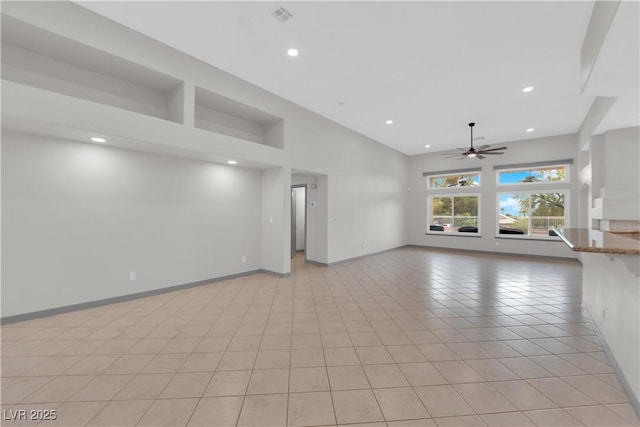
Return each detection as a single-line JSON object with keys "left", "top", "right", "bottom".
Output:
{"left": 431, "top": 195, "right": 479, "bottom": 232}
{"left": 499, "top": 192, "right": 565, "bottom": 236}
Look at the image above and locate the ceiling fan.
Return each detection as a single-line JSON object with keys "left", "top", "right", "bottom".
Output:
{"left": 442, "top": 123, "right": 507, "bottom": 159}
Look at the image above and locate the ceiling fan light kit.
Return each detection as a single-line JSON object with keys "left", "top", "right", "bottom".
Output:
{"left": 443, "top": 123, "right": 507, "bottom": 160}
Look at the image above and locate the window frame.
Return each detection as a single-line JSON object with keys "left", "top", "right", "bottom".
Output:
{"left": 426, "top": 192, "right": 482, "bottom": 236}
{"left": 424, "top": 168, "right": 482, "bottom": 237}
{"left": 495, "top": 190, "right": 569, "bottom": 240}
{"left": 496, "top": 164, "right": 570, "bottom": 187}
{"left": 426, "top": 170, "right": 481, "bottom": 190}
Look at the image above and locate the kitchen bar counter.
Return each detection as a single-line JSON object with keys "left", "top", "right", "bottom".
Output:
{"left": 555, "top": 228, "right": 640, "bottom": 255}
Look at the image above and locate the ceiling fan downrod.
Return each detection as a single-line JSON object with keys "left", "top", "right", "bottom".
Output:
{"left": 468, "top": 122, "right": 476, "bottom": 156}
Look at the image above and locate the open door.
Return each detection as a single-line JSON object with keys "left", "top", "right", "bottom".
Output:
{"left": 291, "top": 185, "right": 307, "bottom": 259}
{"left": 291, "top": 188, "right": 297, "bottom": 258}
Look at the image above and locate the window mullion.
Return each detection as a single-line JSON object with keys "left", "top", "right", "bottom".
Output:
{"left": 451, "top": 197, "right": 454, "bottom": 226}
{"left": 527, "top": 194, "right": 533, "bottom": 237}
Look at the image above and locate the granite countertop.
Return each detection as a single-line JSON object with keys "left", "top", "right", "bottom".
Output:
{"left": 555, "top": 228, "right": 640, "bottom": 255}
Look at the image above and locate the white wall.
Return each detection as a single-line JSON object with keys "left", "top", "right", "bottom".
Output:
{"left": 581, "top": 252, "right": 640, "bottom": 405}
{"left": 408, "top": 134, "right": 579, "bottom": 258}
{"left": 260, "top": 167, "right": 289, "bottom": 275}
{"left": 2, "top": 1, "right": 409, "bottom": 272}
{"left": 603, "top": 126, "right": 640, "bottom": 192}
{"left": 287, "top": 111, "right": 409, "bottom": 263}
{"left": 1, "top": 2, "right": 410, "bottom": 318}
{"left": 1, "top": 132, "right": 263, "bottom": 317}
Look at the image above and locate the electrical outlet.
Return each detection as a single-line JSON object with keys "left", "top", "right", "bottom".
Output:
{"left": 601, "top": 307, "right": 606, "bottom": 321}
{"left": 129, "top": 272, "right": 136, "bottom": 281}
{"left": 242, "top": 256, "right": 247, "bottom": 264}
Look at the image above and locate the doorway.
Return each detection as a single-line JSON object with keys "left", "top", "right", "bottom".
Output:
{"left": 291, "top": 185, "right": 307, "bottom": 259}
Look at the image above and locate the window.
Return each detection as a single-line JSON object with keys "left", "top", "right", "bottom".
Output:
{"left": 498, "top": 165, "right": 567, "bottom": 185}
{"left": 494, "top": 161, "right": 570, "bottom": 238}
{"left": 428, "top": 172, "right": 480, "bottom": 189}
{"left": 425, "top": 168, "right": 481, "bottom": 235}
{"left": 498, "top": 192, "right": 566, "bottom": 237}
{"left": 429, "top": 194, "right": 480, "bottom": 233}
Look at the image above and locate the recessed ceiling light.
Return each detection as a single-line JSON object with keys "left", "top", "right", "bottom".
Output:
{"left": 386, "top": 120, "right": 393, "bottom": 125}
{"left": 526, "top": 128, "right": 534, "bottom": 132}
{"left": 227, "top": 160, "right": 237, "bottom": 165}
{"left": 287, "top": 48, "right": 299, "bottom": 57}
{"left": 523, "top": 86, "right": 534, "bottom": 93}
{"left": 90, "top": 137, "right": 106, "bottom": 143}
{"left": 425, "top": 144, "right": 431, "bottom": 148}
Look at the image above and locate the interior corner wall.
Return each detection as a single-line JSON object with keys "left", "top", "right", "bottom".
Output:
{"left": 407, "top": 133, "right": 579, "bottom": 258}
{"left": 1, "top": 132, "right": 262, "bottom": 318}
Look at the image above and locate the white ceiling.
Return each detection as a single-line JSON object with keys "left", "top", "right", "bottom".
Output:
{"left": 77, "top": 1, "right": 638, "bottom": 156}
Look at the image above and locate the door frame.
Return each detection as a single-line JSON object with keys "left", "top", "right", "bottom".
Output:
{"left": 291, "top": 184, "right": 308, "bottom": 261}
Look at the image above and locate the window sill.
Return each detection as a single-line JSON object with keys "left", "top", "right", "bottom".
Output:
{"left": 426, "top": 232, "right": 482, "bottom": 238}
{"left": 494, "top": 235, "right": 562, "bottom": 242}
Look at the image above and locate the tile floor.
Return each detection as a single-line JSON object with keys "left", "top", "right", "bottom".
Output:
{"left": 2, "top": 247, "right": 639, "bottom": 426}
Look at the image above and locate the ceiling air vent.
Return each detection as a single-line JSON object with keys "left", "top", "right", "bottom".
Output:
{"left": 272, "top": 7, "right": 293, "bottom": 23}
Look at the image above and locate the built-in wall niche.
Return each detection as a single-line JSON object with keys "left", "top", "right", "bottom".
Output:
{"left": 1, "top": 16, "right": 184, "bottom": 123}
{"left": 195, "top": 86, "right": 284, "bottom": 149}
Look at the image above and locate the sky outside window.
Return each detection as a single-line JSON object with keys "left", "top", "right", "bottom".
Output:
{"left": 499, "top": 194, "right": 522, "bottom": 216}
{"left": 498, "top": 167, "right": 565, "bottom": 185}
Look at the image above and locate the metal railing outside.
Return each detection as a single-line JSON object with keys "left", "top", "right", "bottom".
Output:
{"left": 531, "top": 216, "right": 564, "bottom": 230}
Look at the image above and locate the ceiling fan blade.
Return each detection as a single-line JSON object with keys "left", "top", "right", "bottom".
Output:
{"left": 476, "top": 145, "right": 490, "bottom": 150}
{"left": 442, "top": 154, "right": 463, "bottom": 158}
{"left": 479, "top": 151, "right": 504, "bottom": 155}
{"left": 480, "top": 146, "right": 507, "bottom": 152}
{"left": 476, "top": 154, "right": 485, "bottom": 159}
{"left": 455, "top": 147, "right": 468, "bottom": 151}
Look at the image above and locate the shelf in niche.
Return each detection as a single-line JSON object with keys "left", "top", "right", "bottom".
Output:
{"left": 195, "top": 86, "right": 284, "bottom": 149}
{"left": 1, "top": 16, "right": 184, "bottom": 123}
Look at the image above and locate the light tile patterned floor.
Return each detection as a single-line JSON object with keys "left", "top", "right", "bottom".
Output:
{"left": 2, "top": 247, "right": 639, "bottom": 426}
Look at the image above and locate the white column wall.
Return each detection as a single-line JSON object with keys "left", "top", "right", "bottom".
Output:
{"left": 581, "top": 253, "right": 640, "bottom": 405}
